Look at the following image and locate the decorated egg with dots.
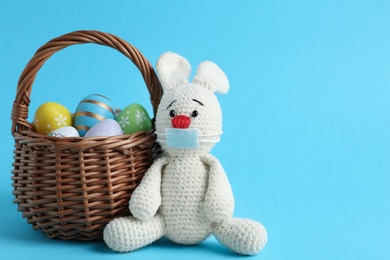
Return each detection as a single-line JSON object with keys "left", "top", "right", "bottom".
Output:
{"left": 116, "top": 103, "right": 152, "bottom": 134}
{"left": 84, "top": 119, "right": 123, "bottom": 138}
{"left": 33, "top": 102, "right": 73, "bottom": 135}
{"left": 74, "top": 94, "right": 116, "bottom": 137}
{"left": 48, "top": 126, "right": 80, "bottom": 138}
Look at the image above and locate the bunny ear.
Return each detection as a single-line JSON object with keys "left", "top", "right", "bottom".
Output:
{"left": 156, "top": 52, "right": 191, "bottom": 92}
{"left": 193, "top": 61, "right": 229, "bottom": 94}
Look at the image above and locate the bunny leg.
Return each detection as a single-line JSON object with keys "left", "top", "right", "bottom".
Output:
{"left": 213, "top": 218, "right": 267, "bottom": 255}
{"left": 104, "top": 213, "right": 165, "bottom": 252}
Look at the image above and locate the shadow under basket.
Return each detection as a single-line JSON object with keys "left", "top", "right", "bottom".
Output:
{"left": 10, "top": 30, "right": 163, "bottom": 240}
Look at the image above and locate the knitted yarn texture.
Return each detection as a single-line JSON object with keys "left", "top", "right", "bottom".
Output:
{"left": 103, "top": 52, "right": 267, "bottom": 255}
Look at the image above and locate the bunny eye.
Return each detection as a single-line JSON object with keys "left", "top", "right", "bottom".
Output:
{"left": 191, "top": 110, "right": 198, "bottom": 117}
{"left": 169, "top": 110, "right": 176, "bottom": 117}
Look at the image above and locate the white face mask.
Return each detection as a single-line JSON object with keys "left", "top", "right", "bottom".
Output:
{"left": 156, "top": 128, "right": 222, "bottom": 149}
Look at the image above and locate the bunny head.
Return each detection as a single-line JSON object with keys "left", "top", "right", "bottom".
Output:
{"left": 155, "top": 52, "right": 229, "bottom": 156}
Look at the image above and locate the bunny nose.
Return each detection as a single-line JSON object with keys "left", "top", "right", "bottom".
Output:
{"left": 171, "top": 115, "right": 191, "bottom": 129}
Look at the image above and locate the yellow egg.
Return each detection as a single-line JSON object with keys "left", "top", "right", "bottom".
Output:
{"left": 33, "top": 102, "right": 73, "bottom": 135}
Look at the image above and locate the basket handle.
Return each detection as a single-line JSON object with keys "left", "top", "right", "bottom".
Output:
{"left": 11, "top": 30, "right": 163, "bottom": 134}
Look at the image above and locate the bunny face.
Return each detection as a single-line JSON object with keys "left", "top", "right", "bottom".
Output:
{"left": 155, "top": 52, "right": 229, "bottom": 156}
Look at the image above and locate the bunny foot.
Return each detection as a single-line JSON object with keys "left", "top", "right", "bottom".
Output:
{"left": 213, "top": 218, "right": 267, "bottom": 255}
{"left": 104, "top": 214, "right": 165, "bottom": 252}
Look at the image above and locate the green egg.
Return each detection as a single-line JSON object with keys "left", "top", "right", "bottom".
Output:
{"left": 116, "top": 103, "right": 152, "bottom": 134}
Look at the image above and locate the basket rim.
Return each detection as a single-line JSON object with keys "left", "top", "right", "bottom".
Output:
{"left": 11, "top": 30, "right": 163, "bottom": 136}
{"left": 13, "top": 128, "right": 157, "bottom": 152}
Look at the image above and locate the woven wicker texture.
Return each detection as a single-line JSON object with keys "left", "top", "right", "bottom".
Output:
{"left": 10, "top": 30, "right": 162, "bottom": 240}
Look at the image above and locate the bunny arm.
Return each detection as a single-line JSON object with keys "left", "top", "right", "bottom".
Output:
{"left": 129, "top": 156, "right": 169, "bottom": 221}
{"left": 201, "top": 154, "right": 235, "bottom": 223}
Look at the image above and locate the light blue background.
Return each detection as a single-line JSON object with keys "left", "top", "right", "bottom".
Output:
{"left": 1, "top": 1, "right": 389, "bottom": 259}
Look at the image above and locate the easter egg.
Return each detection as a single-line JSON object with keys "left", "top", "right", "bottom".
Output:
{"left": 33, "top": 102, "right": 73, "bottom": 135}
{"left": 116, "top": 103, "right": 152, "bottom": 134}
{"left": 48, "top": 126, "right": 80, "bottom": 138}
{"left": 84, "top": 119, "right": 123, "bottom": 137}
{"left": 74, "top": 94, "right": 116, "bottom": 137}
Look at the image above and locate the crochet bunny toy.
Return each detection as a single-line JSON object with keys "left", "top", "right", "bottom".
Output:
{"left": 103, "top": 52, "right": 267, "bottom": 255}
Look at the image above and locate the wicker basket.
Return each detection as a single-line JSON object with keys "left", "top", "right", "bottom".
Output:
{"left": 10, "top": 30, "right": 163, "bottom": 240}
